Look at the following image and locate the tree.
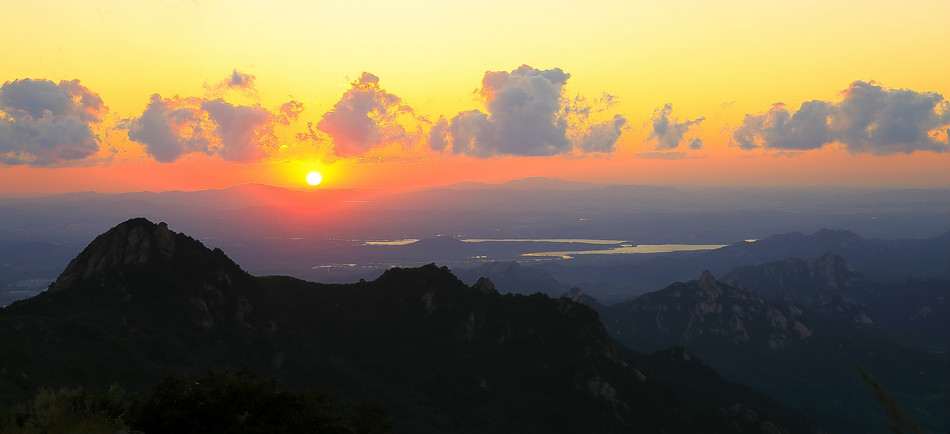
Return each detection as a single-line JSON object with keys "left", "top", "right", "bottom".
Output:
{"left": 130, "top": 368, "right": 390, "bottom": 434}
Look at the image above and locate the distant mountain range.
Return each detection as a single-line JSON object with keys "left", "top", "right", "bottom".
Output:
{"left": 534, "top": 228, "right": 950, "bottom": 302}
{"left": 1, "top": 179, "right": 946, "bottom": 302}
{"left": 0, "top": 218, "right": 825, "bottom": 433}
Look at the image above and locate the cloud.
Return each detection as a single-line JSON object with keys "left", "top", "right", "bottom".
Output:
{"left": 647, "top": 104, "right": 705, "bottom": 150}
{"left": 430, "top": 65, "right": 569, "bottom": 157}
{"left": 317, "top": 72, "right": 417, "bottom": 157}
{"left": 732, "top": 81, "right": 950, "bottom": 154}
{"left": 428, "top": 117, "right": 450, "bottom": 154}
{"left": 430, "top": 65, "right": 626, "bottom": 157}
{"left": 0, "top": 79, "right": 106, "bottom": 166}
{"left": 576, "top": 114, "right": 627, "bottom": 153}
{"left": 204, "top": 69, "right": 259, "bottom": 99}
{"left": 126, "top": 95, "right": 273, "bottom": 163}
{"left": 201, "top": 99, "right": 272, "bottom": 163}
{"left": 732, "top": 101, "right": 832, "bottom": 151}
{"left": 126, "top": 94, "right": 212, "bottom": 163}
{"left": 276, "top": 100, "right": 304, "bottom": 125}
{"left": 688, "top": 137, "right": 703, "bottom": 150}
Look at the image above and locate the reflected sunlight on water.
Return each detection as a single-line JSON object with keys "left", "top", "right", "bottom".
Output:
{"left": 521, "top": 243, "right": 728, "bottom": 259}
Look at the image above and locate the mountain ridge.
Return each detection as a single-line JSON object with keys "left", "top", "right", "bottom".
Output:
{"left": 0, "top": 217, "right": 822, "bottom": 433}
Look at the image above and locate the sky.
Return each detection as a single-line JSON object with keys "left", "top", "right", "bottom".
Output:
{"left": 1, "top": 0, "right": 949, "bottom": 196}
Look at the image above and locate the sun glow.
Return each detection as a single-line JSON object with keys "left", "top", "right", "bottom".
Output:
{"left": 306, "top": 171, "right": 323, "bottom": 186}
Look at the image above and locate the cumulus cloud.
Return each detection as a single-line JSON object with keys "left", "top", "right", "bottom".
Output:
{"left": 733, "top": 81, "right": 950, "bottom": 154}
{"left": 429, "top": 65, "right": 626, "bottom": 157}
{"left": 647, "top": 104, "right": 705, "bottom": 150}
{"left": 126, "top": 94, "right": 212, "bottom": 163}
{"left": 201, "top": 99, "right": 272, "bottom": 163}
{"left": 126, "top": 94, "right": 274, "bottom": 163}
{"left": 688, "top": 137, "right": 703, "bottom": 150}
{"left": 576, "top": 114, "right": 627, "bottom": 153}
{"left": 0, "top": 78, "right": 106, "bottom": 166}
{"left": 204, "top": 69, "right": 259, "bottom": 99}
{"left": 317, "top": 72, "right": 417, "bottom": 157}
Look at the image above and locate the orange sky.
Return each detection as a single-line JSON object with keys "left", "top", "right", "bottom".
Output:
{"left": 1, "top": 0, "right": 948, "bottom": 196}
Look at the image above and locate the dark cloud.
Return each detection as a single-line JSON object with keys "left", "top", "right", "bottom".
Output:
{"left": 430, "top": 65, "right": 626, "bottom": 157}
{"left": 0, "top": 79, "right": 106, "bottom": 166}
{"left": 201, "top": 99, "right": 272, "bottom": 163}
{"left": 733, "top": 81, "right": 950, "bottom": 154}
{"left": 317, "top": 72, "right": 416, "bottom": 157}
{"left": 647, "top": 104, "right": 705, "bottom": 150}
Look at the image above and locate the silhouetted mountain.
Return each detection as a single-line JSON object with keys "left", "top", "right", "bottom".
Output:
{"left": 724, "top": 253, "right": 875, "bottom": 326}
{"left": 622, "top": 346, "right": 821, "bottom": 434}
{"left": 560, "top": 287, "right": 603, "bottom": 308}
{"left": 703, "top": 229, "right": 950, "bottom": 282}
{"left": 537, "top": 229, "right": 950, "bottom": 303}
{"left": 726, "top": 253, "right": 949, "bottom": 348}
{"left": 598, "top": 271, "right": 950, "bottom": 433}
{"left": 602, "top": 271, "right": 812, "bottom": 354}
{"left": 0, "top": 218, "right": 822, "bottom": 433}
{"left": 725, "top": 252, "right": 871, "bottom": 302}
{"left": 455, "top": 261, "right": 571, "bottom": 297}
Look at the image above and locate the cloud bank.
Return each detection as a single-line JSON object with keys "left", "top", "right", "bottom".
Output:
{"left": 126, "top": 95, "right": 275, "bottom": 163}
{"left": 123, "top": 70, "right": 281, "bottom": 163}
{"left": 733, "top": 81, "right": 950, "bottom": 154}
{"left": 429, "top": 65, "right": 627, "bottom": 157}
{"left": 0, "top": 79, "right": 107, "bottom": 166}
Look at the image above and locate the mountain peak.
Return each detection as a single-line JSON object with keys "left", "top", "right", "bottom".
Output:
{"left": 473, "top": 276, "right": 498, "bottom": 295}
{"left": 48, "top": 218, "right": 246, "bottom": 295}
{"left": 698, "top": 270, "right": 717, "bottom": 288}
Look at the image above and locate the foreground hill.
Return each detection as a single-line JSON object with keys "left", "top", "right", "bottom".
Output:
{"left": 0, "top": 218, "right": 820, "bottom": 433}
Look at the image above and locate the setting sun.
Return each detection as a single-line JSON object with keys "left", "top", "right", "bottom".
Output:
{"left": 306, "top": 171, "right": 323, "bottom": 186}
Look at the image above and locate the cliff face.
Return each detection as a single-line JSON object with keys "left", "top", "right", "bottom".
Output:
{"left": 724, "top": 252, "right": 871, "bottom": 301}
{"left": 603, "top": 271, "right": 811, "bottom": 353}
{"left": 49, "top": 219, "right": 179, "bottom": 291}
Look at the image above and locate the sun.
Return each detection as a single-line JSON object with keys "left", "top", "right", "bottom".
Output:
{"left": 305, "top": 171, "right": 323, "bottom": 186}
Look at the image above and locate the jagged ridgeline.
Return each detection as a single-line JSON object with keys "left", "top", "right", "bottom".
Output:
{"left": 0, "top": 218, "right": 821, "bottom": 433}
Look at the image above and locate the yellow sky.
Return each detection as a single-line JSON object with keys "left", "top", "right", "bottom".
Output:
{"left": 1, "top": 0, "right": 948, "bottom": 194}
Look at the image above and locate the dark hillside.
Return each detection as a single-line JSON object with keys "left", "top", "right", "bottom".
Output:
{"left": 0, "top": 218, "right": 822, "bottom": 433}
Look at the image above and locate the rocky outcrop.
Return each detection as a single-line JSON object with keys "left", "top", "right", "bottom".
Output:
{"left": 725, "top": 252, "right": 877, "bottom": 326}
{"left": 602, "top": 271, "right": 811, "bottom": 352}
{"left": 560, "top": 287, "right": 602, "bottom": 307}
{"left": 725, "top": 252, "right": 871, "bottom": 303}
